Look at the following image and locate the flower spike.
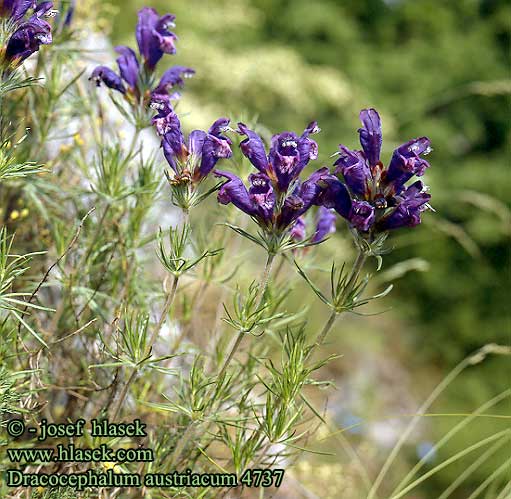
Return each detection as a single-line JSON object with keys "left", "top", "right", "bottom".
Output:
{"left": 322, "top": 108, "right": 433, "bottom": 234}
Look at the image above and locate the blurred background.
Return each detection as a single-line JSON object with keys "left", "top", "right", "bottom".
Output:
{"left": 102, "top": 0, "right": 509, "bottom": 496}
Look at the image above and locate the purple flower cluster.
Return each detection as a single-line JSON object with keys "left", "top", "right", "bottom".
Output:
{"left": 0, "top": 1, "right": 54, "bottom": 70}
{"left": 321, "top": 108, "right": 432, "bottom": 232}
{"left": 214, "top": 109, "right": 432, "bottom": 242}
{"left": 215, "top": 122, "right": 333, "bottom": 235}
{"left": 87, "top": 6, "right": 434, "bottom": 237}
{"left": 153, "top": 105, "right": 233, "bottom": 185}
{"left": 90, "top": 7, "right": 194, "bottom": 111}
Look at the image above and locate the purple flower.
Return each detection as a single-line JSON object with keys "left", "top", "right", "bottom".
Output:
{"left": 208, "top": 117, "right": 232, "bottom": 143}
{"left": 350, "top": 200, "right": 375, "bottom": 232}
{"left": 216, "top": 165, "right": 332, "bottom": 235}
{"left": 90, "top": 66, "right": 126, "bottom": 94}
{"left": 136, "top": 7, "right": 177, "bottom": 71}
{"left": 215, "top": 170, "right": 289, "bottom": 227}
{"left": 238, "top": 121, "right": 320, "bottom": 192}
{"left": 34, "top": 1, "right": 53, "bottom": 17}
{"left": 378, "top": 181, "right": 431, "bottom": 230}
{"left": 319, "top": 176, "right": 375, "bottom": 231}
{"left": 115, "top": 46, "right": 139, "bottom": 90}
{"left": 319, "top": 176, "right": 352, "bottom": 219}
{"left": 290, "top": 217, "right": 307, "bottom": 242}
{"left": 312, "top": 207, "right": 337, "bottom": 243}
{"left": 154, "top": 65, "right": 195, "bottom": 91}
{"left": 289, "top": 206, "right": 337, "bottom": 253}
{"left": 278, "top": 167, "right": 331, "bottom": 228}
{"left": 2, "top": 2, "right": 54, "bottom": 68}
{"left": 159, "top": 111, "right": 186, "bottom": 172}
{"left": 215, "top": 171, "right": 276, "bottom": 225}
{"left": 92, "top": 48, "right": 192, "bottom": 103}
{"left": 1, "top": 0, "right": 36, "bottom": 20}
{"left": 216, "top": 170, "right": 259, "bottom": 218}
{"left": 216, "top": 122, "right": 346, "bottom": 241}
{"left": 324, "top": 108, "right": 432, "bottom": 233}
{"left": 358, "top": 108, "right": 382, "bottom": 168}
{"left": 238, "top": 123, "right": 269, "bottom": 173}
{"left": 152, "top": 102, "right": 178, "bottom": 136}
{"left": 334, "top": 146, "right": 371, "bottom": 197}
{"left": 196, "top": 127, "right": 233, "bottom": 180}
{"left": 90, "top": 8, "right": 193, "bottom": 118}
{"left": 385, "top": 137, "right": 432, "bottom": 193}
{"left": 154, "top": 109, "right": 232, "bottom": 183}
{"left": 150, "top": 66, "right": 195, "bottom": 106}
{"left": 63, "top": 0, "right": 75, "bottom": 27}
{"left": 290, "top": 207, "right": 336, "bottom": 244}
{"left": 247, "top": 173, "right": 276, "bottom": 222}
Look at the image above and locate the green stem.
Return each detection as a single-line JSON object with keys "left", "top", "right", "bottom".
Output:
{"left": 216, "top": 332, "right": 244, "bottom": 382}
{"left": 216, "top": 252, "right": 275, "bottom": 380}
{"left": 147, "top": 275, "right": 180, "bottom": 356}
{"left": 118, "top": 127, "right": 141, "bottom": 170}
{"left": 53, "top": 204, "right": 109, "bottom": 330}
{"left": 248, "top": 248, "right": 367, "bottom": 470}
{"left": 258, "top": 252, "right": 276, "bottom": 303}
{"left": 272, "top": 254, "right": 286, "bottom": 282}
{"left": 311, "top": 310, "right": 338, "bottom": 351}
{"left": 310, "top": 248, "right": 367, "bottom": 355}
{"left": 127, "top": 129, "right": 141, "bottom": 158}
{"left": 388, "top": 430, "right": 510, "bottom": 499}
{"left": 169, "top": 422, "right": 195, "bottom": 468}
{"left": 0, "top": 93, "right": 4, "bottom": 141}
{"left": 169, "top": 252, "right": 276, "bottom": 468}
{"left": 110, "top": 368, "right": 138, "bottom": 422}
{"left": 81, "top": 203, "right": 111, "bottom": 266}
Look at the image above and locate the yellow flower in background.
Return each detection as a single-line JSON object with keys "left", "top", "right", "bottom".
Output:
{"left": 73, "top": 133, "right": 85, "bottom": 147}
{"left": 59, "top": 143, "right": 73, "bottom": 154}
{"left": 102, "top": 461, "right": 121, "bottom": 473}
